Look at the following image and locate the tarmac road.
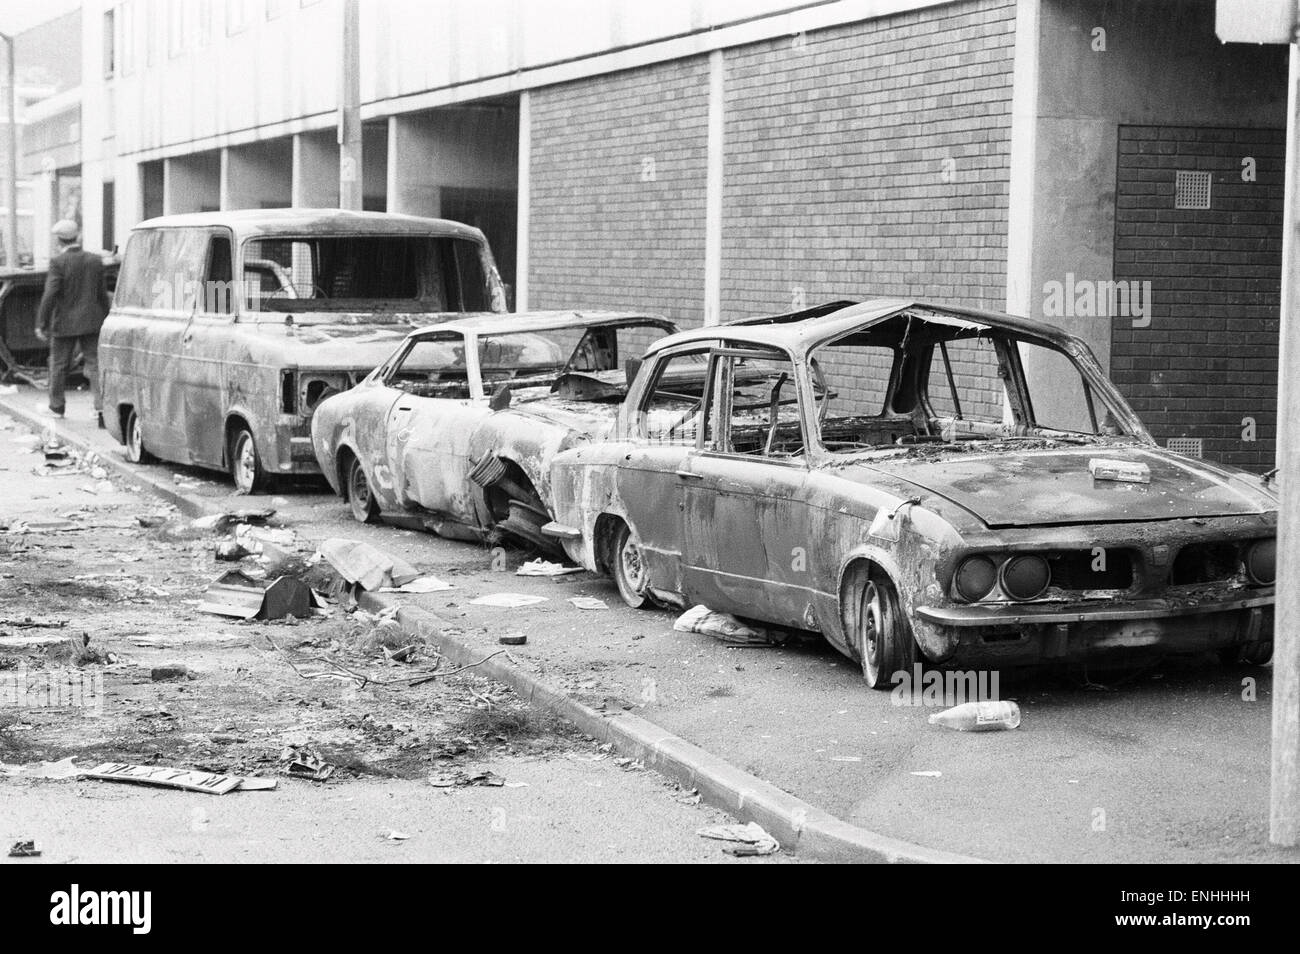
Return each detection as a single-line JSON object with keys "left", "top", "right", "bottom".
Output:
{"left": 4, "top": 383, "right": 1297, "bottom": 864}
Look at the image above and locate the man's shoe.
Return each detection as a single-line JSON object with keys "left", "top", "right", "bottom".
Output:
{"left": 48, "top": 409, "right": 65, "bottom": 420}
{"left": 95, "top": 412, "right": 105, "bottom": 429}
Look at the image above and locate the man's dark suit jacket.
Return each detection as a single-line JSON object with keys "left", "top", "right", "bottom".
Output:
{"left": 37, "top": 246, "right": 113, "bottom": 338}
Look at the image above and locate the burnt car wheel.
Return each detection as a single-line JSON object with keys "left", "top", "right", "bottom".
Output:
{"left": 1219, "top": 641, "right": 1273, "bottom": 667}
{"left": 346, "top": 456, "right": 380, "bottom": 524}
{"left": 852, "top": 574, "right": 915, "bottom": 689}
{"left": 611, "top": 522, "right": 651, "bottom": 609}
{"left": 229, "top": 427, "right": 271, "bottom": 495}
{"left": 123, "top": 408, "right": 154, "bottom": 464}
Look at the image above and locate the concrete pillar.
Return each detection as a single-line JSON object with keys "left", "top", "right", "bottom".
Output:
{"left": 292, "top": 130, "right": 339, "bottom": 208}
{"left": 31, "top": 163, "right": 55, "bottom": 265}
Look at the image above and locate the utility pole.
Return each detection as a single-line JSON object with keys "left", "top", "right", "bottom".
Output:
{"left": 1272, "top": 37, "right": 1300, "bottom": 849}
{"left": 1216, "top": 0, "right": 1300, "bottom": 848}
{"left": 338, "top": 0, "right": 362, "bottom": 211}
{"left": 1, "top": 31, "right": 18, "bottom": 268}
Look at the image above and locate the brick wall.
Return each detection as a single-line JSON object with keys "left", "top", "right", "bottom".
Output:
{"left": 721, "top": 0, "right": 1016, "bottom": 323}
{"left": 527, "top": 59, "right": 709, "bottom": 326}
{"left": 1112, "top": 125, "right": 1285, "bottom": 473}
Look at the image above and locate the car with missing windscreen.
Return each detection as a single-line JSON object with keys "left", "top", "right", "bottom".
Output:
{"left": 544, "top": 299, "right": 1277, "bottom": 686}
{"left": 311, "top": 312, "right": 676, "bottom": 550}
{"left": 99, "top": 209, "right": 509, "bottom": 492}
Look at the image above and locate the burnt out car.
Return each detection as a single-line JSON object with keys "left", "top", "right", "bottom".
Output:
{"left": 0, "top": 258, "right": 120, "bottom": 383}
{"left": 544, "top": 299, "right": 1277, "bottom": 687}
{"left": 312, "top": 312, "right": 676, "bottom": 548}
{"left": 100, "top": 209, "right": 509, "bottom": 492}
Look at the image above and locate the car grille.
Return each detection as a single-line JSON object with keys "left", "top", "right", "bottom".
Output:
{"left": 1170, "top": 542, "right": 1240, "bottom": 585}
{"left": 1047, "top": 549, "right": 1135, "bottom": 591}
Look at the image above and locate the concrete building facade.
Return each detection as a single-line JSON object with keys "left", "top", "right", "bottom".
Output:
{"left": 66, "top": 0, "right": 1291, "bottom": 471}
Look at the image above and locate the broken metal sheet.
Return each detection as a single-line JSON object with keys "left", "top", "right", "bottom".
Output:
{"left": 84, "top": 762, "right": 243, "bottom": 795}
{"left": 198, "top": 570, "right": 313, "bottom": 620}
{"left": 317, "top": 538, "right": 419, "bottom": 592}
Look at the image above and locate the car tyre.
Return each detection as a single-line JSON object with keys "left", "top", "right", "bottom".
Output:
{"left": 123, "top": 408, "right": 154, "bottom": 464}
{"left": 611, "top": 522, "right": 651, "bottom": 609}
{"left": 229, "top": 426, "right": 271, "bottom": 495}
{"left": 346, "top": 455, "right": 380, "bottom": 524}
{"left": 1219, "top": 641, "right": 1273, "bottom": 667}
{"left": 853, "top": 573, "right": 916, "bottom": 689}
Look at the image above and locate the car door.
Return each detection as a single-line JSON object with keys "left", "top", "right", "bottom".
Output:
{"left": 678, "top": 344, "right": 815, "bottom": 628}
{"left": 615, "top": 344, "right": 719, "bottom": 595}
{"left": 185, "top": 229, "right": 237, "bottom": 467}
{"left": 380, "top": 331, "right": 489, "bottom": 521}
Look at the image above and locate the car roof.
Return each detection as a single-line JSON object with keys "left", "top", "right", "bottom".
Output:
{"left": 647, "top": 298, "right": 1084, "bottom": 355}
{"left": 131, "top": 208, "right": 487, "bottom": 243}
{"left": 408, "top": 311, "right": 676, "bottom": 337}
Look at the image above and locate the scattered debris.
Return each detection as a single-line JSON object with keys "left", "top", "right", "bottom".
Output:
{"left": 150, "top": 665, "right": 194, "bottom": 683}
{"left": 673, "top": 605, "right": 774, "bottom": 646}
{"left": 84, "top": 762, "right": 244, "bottom": 795}
{"left": 516, "top": 559, "right": 585, "bottom": 577}
{"left": 498, "top": 633, "right": 527, "bottom": 646}
{"left": 470, "top": 593, "right": 549, "bottom": 608}
{"left": 215, "top": 540, "right": 253, "bottom": 561}
{"left": 199, "top": 569, "right": 315, "bottom": 620}
{"left": 379, "top": 575, "right": 455, "bottom": 593}
{"left": 697, "top": 821, "right": 780, "bottom": 856}
{"left": 8, "top": 840, "right": 40, "bottom": 858}
{"left": 235, "top": 777, "right": 278, "bottom": 792}
{"left": 567, "top": 596, "right": 608, "bottom": 610}
{"left": 191, "top": 509, "right": 276, "bottom": 533}
{"left": 385, "top": 830, "right": 410, "bottom": 841}
{"left": 134, "top": 514, "right": 169, "bottom": 528}
{"left": 428, "top": 768, "right": 506, "bottom": 788}
{"left": 927, "top": 700, "right": 1021, "bottom": 732}
{"left": 0, "top": 616, "right": 68, "bottom": 630}
{"left": 318, "top": 538, "right": 419, "bottom": 592}
{"left": 282, "top": 746, "right": 335, "bottom": 782}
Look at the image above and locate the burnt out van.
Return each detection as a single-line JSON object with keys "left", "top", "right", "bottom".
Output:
{"left": 100, "top": 209, "right": 508, "bottom": 492}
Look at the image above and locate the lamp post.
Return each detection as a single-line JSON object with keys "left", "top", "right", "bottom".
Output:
{"left": 0, "top": 31, "right": 18, "bottom": 268}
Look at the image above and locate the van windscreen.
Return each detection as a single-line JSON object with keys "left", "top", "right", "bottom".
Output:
{"left": 242, "top": 235, "right": 491, "bottom": 318}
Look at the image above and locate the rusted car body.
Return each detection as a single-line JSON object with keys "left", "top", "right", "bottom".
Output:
{"left": 545, "top": 299, "right": 1277, "bottom": 686}
{"left": 312, "top": 312, "right": 676, "bottom": 548}
{"left": 0, "top": 258, "right": 120, "bottom": 383}
{"left": 100, "top": 209, "right": 509, "bottom": 492}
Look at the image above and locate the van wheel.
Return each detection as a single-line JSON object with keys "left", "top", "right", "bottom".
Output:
{"left": 123, "top": 408, "right": 154, "bottom": 464}
{"left": 610, "top": 522, "right": 651, "bottom": 609}
{"left": 230, "top": 427, "right": 270, "bottom": 495}
{"left": 346, "top": 456, "right": 380, "bottom": 524}
{"left": 849, "top": 573, "right": 915, "bottom": 690}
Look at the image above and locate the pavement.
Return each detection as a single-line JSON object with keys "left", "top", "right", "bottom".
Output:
{"left": 4, "top": 382, "right": 1298, "bottom": 864}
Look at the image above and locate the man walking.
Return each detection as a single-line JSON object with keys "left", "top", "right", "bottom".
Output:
{"left": 34, "top": 220, "right": 113, "bottom": 427}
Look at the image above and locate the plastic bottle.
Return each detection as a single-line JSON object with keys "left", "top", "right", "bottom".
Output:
{"left": 927, "top": 700, "right": 1021, "bottom": 732}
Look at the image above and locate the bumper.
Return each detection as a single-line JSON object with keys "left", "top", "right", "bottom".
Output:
{"left": 916, "top": 593, "right": 1273, "bottom": 666}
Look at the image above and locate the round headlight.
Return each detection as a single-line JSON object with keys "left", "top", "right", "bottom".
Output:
{"left": 1245, "top": 539, "right": 1275, "bottom": 585}
{"left": 955, "top": 555, "right": 998, "bottom": 602}
{"left": 1000, "top": 554, "right": 1051, "bottom": 601}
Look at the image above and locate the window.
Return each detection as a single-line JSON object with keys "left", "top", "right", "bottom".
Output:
{"left": 809, "top": 335, "right": 909, "bottom": 452}
{"left": 1017, "top": 342, "right": 1125, "bottom": 436}
{"left": 637, "top": 350, "right": 712, "bottom": 444}
{"left": 241, "top": 236, "right": 493, "bottom": 316}
{"left": 924, "top": 336, "right": 1008, "bottom": 428}
{"left": 201, "top": 233, "right": 235, "bottom": 314}
{"left": 226, "top": 0, "right": 250, "bottom": 34}
{"left": 168, "top": 0, "right": 189, "bottom": 56}
{"left": 386, "top": 334, "right": 470, "bottom": 400}
{"left": 714, "top": 348, "right": 805, "bottom": 458}
{"left": 115, "top": 228, "right": 208, "bottom": 312}
{"left": 102, "top": 9, "right": 116, "bottom": 77}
